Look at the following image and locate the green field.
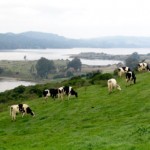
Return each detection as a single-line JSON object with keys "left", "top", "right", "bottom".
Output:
{"left": 0, "top": 60, "right": 68, "bottom": 82}
{"left": 0, "top": 72, "right": 150, "bottom": 150}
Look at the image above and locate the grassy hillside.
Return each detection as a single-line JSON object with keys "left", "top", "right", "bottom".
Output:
{"left": 0, "top": 72, "right": 150, "bottom": 150}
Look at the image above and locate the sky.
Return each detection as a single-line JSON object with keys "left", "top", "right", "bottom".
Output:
{"left": 0, "top": 0, "right": 150, "bottom": 39}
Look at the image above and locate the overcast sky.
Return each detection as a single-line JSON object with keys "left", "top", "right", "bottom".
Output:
{"left": 0, "top": 0, "right": 150, "bottom": 39}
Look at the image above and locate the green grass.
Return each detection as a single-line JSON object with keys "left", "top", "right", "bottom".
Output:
{"left": 0, "top": 60, "right": 68, "bottom": 82}
{"left": 0, "top": 72, "right": 150, "bottom": 150}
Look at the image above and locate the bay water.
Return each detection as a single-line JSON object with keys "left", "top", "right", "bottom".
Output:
{"left": 0, "top": 48, "right": 149, "bottom": 92}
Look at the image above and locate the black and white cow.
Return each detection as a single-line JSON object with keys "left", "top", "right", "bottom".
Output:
{"left": 126, "top": 71, "right": 136, "bottom": 85}
{"left": 63, "top": 86, "right": 78, "bottom": 100}
{"left": 138, "top": 62, "right": 150, "bottom": 71}
{"left": 10, "top": 104, "right": 35, "bottom": 121}
{"left": 58, "top": 86, "right": 78, "bottom": 100}
{"left": 58, "top": 86, "right": 65, "bottom": 100}
{"left": 118, "top": 67, "right": 131, "bottom": 77}
{"left": 43, "top": 86, "right": 78, "bottom": 100}
{"left": 43, "top": 88, "right": 58, "bottom": 100}
{"left": 50, "top": 88, "right": 59, "bottom": 99}
{"left": 43, "top": 89, "right": 50, "bottom": 100}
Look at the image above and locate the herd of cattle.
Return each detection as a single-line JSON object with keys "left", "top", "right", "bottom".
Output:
{"left": 10, "top": 62, "right": 149, "bottom": 121}
{"left": 108, "top": 62, "right": 149, "bottom": 92}
{"left": 43, "top": 86, "right": 78, "bottom": 101}
{"left": 10, "top": 86, "right": 78, "bottom": 121}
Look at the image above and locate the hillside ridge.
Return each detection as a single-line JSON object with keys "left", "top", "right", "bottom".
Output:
{"left": 1, "top": 31, "right": 150, "bottom": 49}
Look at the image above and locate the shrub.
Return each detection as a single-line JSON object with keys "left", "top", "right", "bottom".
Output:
{"left": 89, "top": 73, "right": 113, "bottom": 85}
{"left": 29, "top": 86, "right": 43, "bottom": 97}
{"left": 99, "top": 73, "right": 113, "bottom": 80}
{"left": 14, "top": 85, "right": 26, "bottom": 94}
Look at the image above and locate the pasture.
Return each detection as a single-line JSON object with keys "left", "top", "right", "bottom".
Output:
{"left": 0, "top": 72, "right": 150, "bottom": 150}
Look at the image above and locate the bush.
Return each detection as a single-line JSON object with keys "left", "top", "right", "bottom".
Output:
{"left": 89, "top": 73, "right": 113, "bottom": 85}
{"left": 14, "top": 85, "right": 26, "bottom": 94}
{"left": 29, "top": 86, "right": 43, "bottom": 97}
{"left": 99, "top": 73, "right": 113, "bottom": 80}
{"left": 62, "top": 76, "right": 86, "bottom": 87}
{"left": 86, "top": 70, "right": 102, "bottom": 79}
{"left": 113, "top": 69, "right": 118, "bottom": 76}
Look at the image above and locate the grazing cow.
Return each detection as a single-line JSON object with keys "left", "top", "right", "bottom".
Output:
{"left": 107, "top": 78, "right": 121, "bottom": 93}
{"left": 118, "top": 67, "right": 131, "bottom": 77}
{"left": 43, "top": 89, "right": 50, "bottom": 99}
{"left": 43, "top": 89, "right": 51, "bottom": 102}
{"left": 58, "top": 86, "right": 65, "bottom": 100}
{"left": 58, "top": 86, "right": 78, "bottom": 100}
{"left": 49, "top": 88, "right": 59, "bottom": 99}
{"left": 10, "top": 104, "right": 34, "bottom": 121}
{"left": 126, "top": 71, "right": 136, "bottom": 85}
{"left": 138, "top": 62, "right": 150, "bottom": 71}
{"left": 43, "top": 89, "right": 59, "bottom": 100}
{"left": 63, "top": 86, "right": 78, "bottom": 100}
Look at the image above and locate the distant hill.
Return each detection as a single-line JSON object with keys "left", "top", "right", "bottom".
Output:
{"left": 1, "top": 31, "right": 150, "bottom": 49}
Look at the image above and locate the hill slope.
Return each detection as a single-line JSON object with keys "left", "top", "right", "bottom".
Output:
{"left": 1, "top": 31, "right": 150, "bottom": 49}
{"left": 0, "top": 72, "right": 150, "bottom": 150}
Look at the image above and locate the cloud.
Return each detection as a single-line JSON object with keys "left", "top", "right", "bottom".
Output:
{"left": 0, "top": 0, "right": 150, "bottom": 38}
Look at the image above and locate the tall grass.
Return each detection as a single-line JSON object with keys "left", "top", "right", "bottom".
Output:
{"left": 0, "top": 72, "right": 150, "bottom": 150}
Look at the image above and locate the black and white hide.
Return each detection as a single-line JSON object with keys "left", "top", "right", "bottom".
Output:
{"left": 43, "top": 89, "right": 50, "bottom": 101}
{"left": 63, "top": 86, "right": 78, "bottom": 100}
{"left": 10, "top": 104, "right": 35, "bottom": 121}
{"left": 138, "top": 62, "right": 150, "bottom": 72}
{"left": 126, "top": 71, "right": 136, "bottom": 85}
{"left": 43, "top": 89, "right": 58, "bottom": 101}
{"left": 118, "top": 67, "right": 131, "bottom": 77}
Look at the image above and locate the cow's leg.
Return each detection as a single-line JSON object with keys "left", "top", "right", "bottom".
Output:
{"left": 22, "top": 112, "right": 25, "bottom": 118}
{"left": 68, "top": 93, "right": 71, "bottom": 100}
{"left": 12, "top": 113, "right": 16, "bottom": 121}
{"left": 61, "top": 93, "right": 64, "bottom": 100}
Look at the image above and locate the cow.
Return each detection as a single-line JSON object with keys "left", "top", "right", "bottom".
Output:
{"left": 63, "top": 86, "right": 78, "bottom": 100}
{"left": 107, "top": 78, "right": 121, "bottom": 93}
{"left": 10, "top": 104, "right": 35, "bottom": 121}
{"left": 126, "top": 71, "right": 136, "bottom": 85}
{"left": 58, "top": 86, "right": 78, "bottom": 100}
{"left": 50, "top": 88, "right": 59, "bottom": 99}
{"left": 43, "top": 86, "right": 78, "bottom": 100}
{"left": 43, "top": 88, "right": 59, "bottom": 101}
{"left": 137, "top": 62, "right": 150, "bottom": 72}
{"left": 118, "top": 67, "right": 131, "bottom": 77}
{"left": 58, "top": 86, "right": 65, "bottom": 100}
{"left": 43, "top": 89, "right": 50, "bottom": 101}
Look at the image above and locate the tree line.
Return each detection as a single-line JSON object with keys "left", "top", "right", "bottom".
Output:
{"left": 36, "top": 52, "right": 142, "bottom": 78}
{"left": 0, "top": 52, "right": 143, "bottom": 80}
{"left": 36, "top": 57, "right": 82, "bottom": 78}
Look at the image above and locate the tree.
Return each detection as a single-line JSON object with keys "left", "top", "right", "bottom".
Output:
{"left": 0, "top": 67, "right": 4, "bottom": 74}
{"left": 24, "top": 55, "right": 27, "bottom": 61}
{"left": 36, "top": 57, "right": 55, "bottom": 78}
{"left": 67, "top": 57, "right": 82, "bottom": 71}
{"left": 125, "top": 52, "right": 140, "bottom": 70}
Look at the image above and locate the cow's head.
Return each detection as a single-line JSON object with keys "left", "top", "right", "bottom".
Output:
{"left": 26, "top": 107, "right": 35, "bottom": 117}
{"left": 18, "top": 104, "right": 25, "bottom": 113}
